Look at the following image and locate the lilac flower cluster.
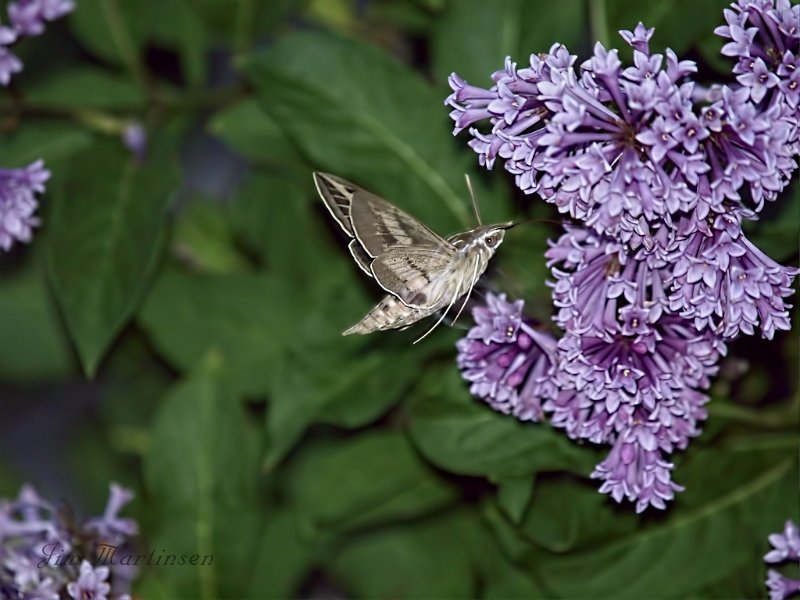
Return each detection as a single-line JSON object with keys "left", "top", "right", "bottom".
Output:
{"left": 0, "top": 483, "right": 138, "bottom": 600}
{"left": 452, "top": 0, "right": 798, "bottom": 512}
{"left": 765, "top": 520, "right": 800, "bottom": 600}
{"left": 0, "top": 0, "right": 73, "bottom": 85}
{"left": 0, "top": 0, "right": 73, "bottom": 252}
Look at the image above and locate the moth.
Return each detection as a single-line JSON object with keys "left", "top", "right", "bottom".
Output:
{"left": 313, "top": 172, "right": 514, "bottom": 343}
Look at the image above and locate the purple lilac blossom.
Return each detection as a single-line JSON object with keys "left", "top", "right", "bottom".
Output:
{"left": 765, "top": 520, "right": 800, "bottom": 600}
{"left": 451, "top": 0, "right": 798, "bottom": 513}
{"left": 0, "top": 483, "right": 138, "bottom": 599}
{"left": 456, "top": 293, "right": 558, "bottom": 421}
{"left": 0, "top": 161, "right": 50, "bottom": 251}
{"left": 0, "top": 0, "right": 74, "bottom": 85}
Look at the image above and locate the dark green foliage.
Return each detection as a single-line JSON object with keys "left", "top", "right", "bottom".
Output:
{"left": 1, "top": 1, "right": 796, "bottom": 598}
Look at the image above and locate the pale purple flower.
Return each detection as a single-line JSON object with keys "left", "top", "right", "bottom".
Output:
{"left": 85, "top": 483, "right": 139, "bottom": 542}
{"left": 7, "top": 0, "right": 74, "bottom": 36}
{"left": 766, "top": 521, "right": 800, "bottom": 563}
{"left": 767, "top": 570, "right": 800, "bottom": 600}
{"left": 668, "top": 213, "right": 798, "bottom": 339}
{"left": 715, "top": 0, "right": 800, "bottom": 107}
{"left": 456, "top": 293, "right": 557, "bottom": 421}
{"left": 122, "top": 123, "right": 147, "bottom": 162}
{"left": 0, "top": 484, "right": 139, "bottom": 599}
{"left": 0, "top": 45, "right": 21, "bottom": 85}
{"left": 0, "top": 160, "right": 49, "bottom": 251}
{"left": 66, "top": 560, "right": 111, "bottom": 600}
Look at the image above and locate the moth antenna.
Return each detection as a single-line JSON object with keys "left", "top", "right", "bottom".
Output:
{"left": 465, "top": 173, "right": 482, "bottom": 226}
{"left": 413, "top": 266, "right": 467, "bottom": 344}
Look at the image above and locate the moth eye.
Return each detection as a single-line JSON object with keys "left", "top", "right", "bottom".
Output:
{"left": 485, "top": 236, "right": 495, "bottom": 247}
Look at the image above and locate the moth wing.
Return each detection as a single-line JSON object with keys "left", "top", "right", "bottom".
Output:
{"left": 348, "top": 239, "right": 373, "bottom": 277}
{"left": 371, "top": 248, "right": 454, "bottom": 309}
{"left": 314, "top": 172, "right": 357, "bottom": 236}
{"left": 349, "top": 187, "right": 451, "bottom": 257}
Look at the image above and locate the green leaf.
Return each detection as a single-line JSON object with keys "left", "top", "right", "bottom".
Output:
{"left": 0, "top": 259, "right": 75, "bottom": 382}
{"left": 140, "top": 0, "right": 207, "bottom": 86}
{"left": 0, "top": 121, "right": 92, "bottom": 170}
{"left": 208, "top": 99, "right": 305, "bottom": 170}
{"left": 24, "top": 66, "right": 145, "bottom": 109}
{"left": 144, "top": 355, "right": 263, "bottom": 599}
{"left": 606, "top": 0, "right": 730, "bottom": 55}
{"left": 432, "top": 0, "right": 587, "bottom": 87}
{"left": 47, "top": 136, "right": 180, "bottom": 377}
{"left": 744, "top": 183, "right": 799, "bottom": 263}
{"left": 138, "top": 268, "right": 301, "bottom": 396}
{"left": 530, "top": 445, "right": 799, "bottom": 598}
{"left": 69, "top": 0, "right": 147, "bottom": 68}
{"left": 246, "top": 508, "right": 317, "bottom": 599}
{"left": 173, "top": 200, "right": 251, "bottom": 274}
{"left": 496, "top": 475, "right": 535, "bottom": 524}
{"left": 522, "top": 474, "right": 639, "bottom": 553}
{"left": 240, "top": 30, "right": 512, "bottom": 232}
{"left": 330, "top": 510, "right": 477, "bottom": 598}
{"left": 286, "top": 432, "right": 457, "bottom": 533}
{"left": 408, "top": 369, "right": 601, "bottom": 478}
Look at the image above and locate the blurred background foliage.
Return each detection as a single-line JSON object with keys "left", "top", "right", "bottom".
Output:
{"left": 0, "top": 0, "right": 797, "bottom": 598}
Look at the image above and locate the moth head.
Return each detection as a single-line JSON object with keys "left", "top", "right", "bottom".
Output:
{"left": 479, "top": 221, "right": 515, "bottom": 252}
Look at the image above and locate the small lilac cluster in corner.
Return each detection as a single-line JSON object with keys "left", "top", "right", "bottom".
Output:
{"left": 451, "top": 0, "right": 799, "bottom": 512}
{"left": 765, "top": 520, "right": 800, "bottom": 600}
{"left": 0, "top": 0, "right": 73, "bottom": 252}
{"left": 0, "top": 483, "right": 139, "bottom": 600}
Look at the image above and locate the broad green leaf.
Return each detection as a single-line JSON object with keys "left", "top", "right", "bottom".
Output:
{"left": 140, "top": 0, "right": 207, "bottom": 86}
{"left": 138, "top": 268, "right": 301, "bottom": 395}
{"left": 208, "top": 99, "right": 305, "bottom": 171}
{"left": 744, "top": 183, "right": 799, "bottom": 263}
{"left": 173, "top": 200, "right": 251, "bottom": 274}
{"left": 432, "top": 0, "right": 587, "bottom": 87}
{"left": 24, "top": 66, "right": 144, "bottom": 109}
{"left": 522, "top": 474, "right": 638, "bottom": 552}
{"left": 0, "top": 121, "right": 92, "bottom": 171}
{"left": 606, "top": 0, "right": 730, "bottom": 56}
{"left": 47, "top": 136, "right": 180, "bottom": 377}
{"left": 330, "top": 510, "right": 476, "bottom": 598}
{"left": 247, "top": 508, "right": 317, "bottom": 599}
{"left": 231, "top": 172, "right": 322, "bottom": 280}
{"left": 529, "top": 445, "right": 799, "bottom": 598}
{"left": 496, "top": 475, "right": 535, "bottom": 524}
{"left": 0, "top": 260, "right": 75, "bottom": 382}
{"left": 240, "top": 31, "right": 512, "bottom": 232}
{"left": 69, "top": 0, "right": 146, "bottom": 68}
{"left": 144, "top": 356, "right": 262, "bottom": 599}
{"left": 408, "top": 369, "right": 601, "bottom": 478}
{"left": 286, "top": 432, "right": 457, "bottom": 532}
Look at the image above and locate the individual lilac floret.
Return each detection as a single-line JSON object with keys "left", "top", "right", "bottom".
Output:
{"left": 85, "top": 483, "right": 139, "bottom": 543}
{"left": 715, "top": 0, "right": 800, "bottom": 108}
{"left": 66, "top": 560, "right": 111, "bottom": 600}
{"left": 767, "top": 570, "right": 800, "bottom": 600}
{"left": 0, "top": 160, "right": 49, "bottom": 251}
{"left": 0, "top": 45, "right": 21, "bottom": 85}
{"left": 766, "top": 521, "right": 800, "bottom": 563}
{"left": 456, "top": 293, "right": 558, "bottom": 421}
{"left": 765, "top": 521, "right": 800, "bottom": 599}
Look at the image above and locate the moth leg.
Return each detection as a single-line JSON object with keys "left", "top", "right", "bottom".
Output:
{"left": 449, "top": 254, "right": 480, "bottom": 328}
{"left": 412, "top": 267, "right": 466, "bottom": 345}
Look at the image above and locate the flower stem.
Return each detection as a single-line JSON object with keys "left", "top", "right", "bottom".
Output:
{"left": 589, "top": 0, "right": 610, "bottom": 47}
